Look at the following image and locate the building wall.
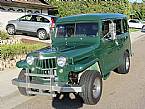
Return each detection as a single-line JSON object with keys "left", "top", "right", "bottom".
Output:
{"left": 0, "top": 5, "right": 48, "bottom": 31}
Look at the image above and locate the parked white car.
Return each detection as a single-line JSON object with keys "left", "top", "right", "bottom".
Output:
{"left": 6, "top": 14, "right": 59, "bottom": 40}
{"left": 128, "top": 19, "right": 144, "bottom": 29}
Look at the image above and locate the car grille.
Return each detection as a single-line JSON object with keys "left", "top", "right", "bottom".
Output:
{"left": 32, "top": 57, "right": 57, "bottom": 75}
{"left": 34, "top": 57, "right": 57, "bottom": 69}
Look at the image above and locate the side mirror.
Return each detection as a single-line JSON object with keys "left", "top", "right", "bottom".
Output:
{"left": 109, "top": 22, "right": 116, "bottom": 40}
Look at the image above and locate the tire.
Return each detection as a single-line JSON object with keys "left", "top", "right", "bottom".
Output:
{"left": 79, "top": 70, "right": 102, "bottom": 105}
{"left": 7, "top": 25, "right": 15, "bottom": 35}
{"left": 115, "top": 51, "right": 130, "bottom": 74}
{"left": 37, "top": 29, "right": 49, "bottom": 40}
{"left": 18, "top": 69, "right": 34, "bottom": 96}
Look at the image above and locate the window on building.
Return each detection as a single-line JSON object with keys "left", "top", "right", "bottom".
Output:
{"left": 0, "top": 7, "right": 5, "bottom": 11}
{"left": 8, "top": 8, "right": 15, "bottom": 12}
{"left": 27, "top": 10, "right": 33, "bottom": 13}
{"left": 17, "top": 9, "right": 24, "bottom": 13}
{"left": 34, "top": 11, "right": 40, "bottom": 13}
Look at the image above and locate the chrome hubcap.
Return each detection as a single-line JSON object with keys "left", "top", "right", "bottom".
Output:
{"left": 126, "top": 56, "right": 130, "bottom": 70}
{"left": 39, "top": 31, "right": 46, "bottom": 39}
{"left": 92, "top": 77, "right": 101, "bottom": 99}
{"left": 8, "top": 27, "right": 14, "bottom": 34}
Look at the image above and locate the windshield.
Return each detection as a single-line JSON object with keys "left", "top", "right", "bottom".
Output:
{"left": 56, "top": 23, "right": 98, "bottom": 37}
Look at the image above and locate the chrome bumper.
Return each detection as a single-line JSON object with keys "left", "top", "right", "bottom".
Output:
{"left": 12, "top": 78, "right": 82, "bottom": 96}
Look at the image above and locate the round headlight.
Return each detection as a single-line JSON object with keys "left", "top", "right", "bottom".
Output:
{"left": 26, "top": 56, "right": 34, "bottom": 65}
{"left": 57, "top": 57, "right": 66, "bottom": 67}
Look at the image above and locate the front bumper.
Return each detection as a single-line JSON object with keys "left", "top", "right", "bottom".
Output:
{"left": 12, "top": 78, "right": 82, "bottom": 96}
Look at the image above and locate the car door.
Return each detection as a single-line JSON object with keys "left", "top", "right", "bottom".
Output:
{"left": 101, "top": 20, "right": 121, "bottom": 74}
{"left": 115, "top": 19, "right": 130, "bottom": 65}
{"left": 17, "top": 15, "right": 32, "bottom": 32}
{"left": 28, "top": 15, "right": 41, "bottom": 32}
{"left": 113, "top": 19, "right": 125, "bottom": 66}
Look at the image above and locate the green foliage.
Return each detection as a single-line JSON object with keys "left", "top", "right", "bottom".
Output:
{"left": 49, "top": 1, "right": 130, "bottom": 17}
{"left": 129, "top": 28, "right": 139, "bottom": 32}
{"left": 0, "top": 31, "right": 9, "bottom": 40}
{"left": 130, "top": 2, "right": 145, "bottom": 20}
{"left": 1, "top": 43, "right": 46, "bottom": 60}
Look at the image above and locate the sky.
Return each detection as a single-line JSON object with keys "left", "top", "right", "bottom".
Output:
{"left": 129, "top": 0, "right": 142, "bottom": 3}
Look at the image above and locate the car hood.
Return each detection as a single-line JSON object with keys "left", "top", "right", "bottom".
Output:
{"left": 28, "top": 43, "right": 99, "bottom": 64}
{"left": 8, "top": 20, "right": 17, "bottom": 24}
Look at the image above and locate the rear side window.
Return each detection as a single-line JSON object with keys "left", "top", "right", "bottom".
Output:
{"left": 36, "top": 16, "right": 50, "bottom": 23}
{"left": 114, "top": 19, "right": 122, "bottom": 35}
{"left": 122, "top": 19, "right": 128, "bottom": 33}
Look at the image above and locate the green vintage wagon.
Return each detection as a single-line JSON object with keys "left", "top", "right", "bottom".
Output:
{"left": 12, "top": 13, "right": 131, "bottom": 105}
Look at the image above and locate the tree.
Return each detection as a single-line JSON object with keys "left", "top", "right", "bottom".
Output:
{"left": 48, "top": 0, "right": 130, "bottom": 17}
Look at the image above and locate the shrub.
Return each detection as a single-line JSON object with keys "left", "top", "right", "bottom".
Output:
{"left": 1, "top": 43, "right": 47, "bottom": 60}
{"left": 0, "top": 31, "right": 9, "bottom": 40}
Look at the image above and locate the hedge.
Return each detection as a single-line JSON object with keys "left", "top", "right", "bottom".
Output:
{"left": 1, "top": 43, "right": 46, "bottom": 60}
{"left": 0, "top": 31, "right": 9, "bottom": 40}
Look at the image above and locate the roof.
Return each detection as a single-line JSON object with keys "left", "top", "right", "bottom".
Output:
{"left": 57, "top": 13, "right": 127, "bottom": 24}
{"left": 0, "top": 1, "right": 56, "bottom": 10}
{"left": 25, "top": 13, "right": 58, "bottom": 18}
{"left": 26, "top": 13, "right": 56, "bottom": 16}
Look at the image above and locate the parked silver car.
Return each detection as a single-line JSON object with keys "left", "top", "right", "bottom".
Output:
{"left": 6, "top": 14, "right": 59, "bottom": 40}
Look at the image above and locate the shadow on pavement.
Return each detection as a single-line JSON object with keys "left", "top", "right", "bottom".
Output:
{"left": 52, "top": 93, "right": 83, "bottom": 109}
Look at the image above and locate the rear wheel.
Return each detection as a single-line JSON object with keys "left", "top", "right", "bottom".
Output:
{"left": 115, "top": 51, "right": 130, "bottom": 74}
{"left": 79, "top": 70, "right": 102, "bottom": 105}
{"left": 18, "top": 69, "right": 34, "bottom": 96}
{"left": 37, "top": 29, "right": 49, "bottom": 40}
{"left": 7, "top": 25, "right": 15, "bottom": 35}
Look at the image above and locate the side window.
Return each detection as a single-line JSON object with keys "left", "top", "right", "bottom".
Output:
{"left": 19, "top": 15, "right": 32, "bottom": 21}
{"left": 114, "top": 19, "right": 122, "bottom": 35}
{"left": 35, "top": 16, "right": 50, "bottom": 23}
{"left": 41, "top": 17, "right": 50, "bottom": 23}
{"left": 102, "top": 20, "right": 110, "bottom": 36}
{"left": 123, "top": 19, "right": 128, "bottom": 33}
{"left": 129, "top": 20, "right": 139, "bottom": 23}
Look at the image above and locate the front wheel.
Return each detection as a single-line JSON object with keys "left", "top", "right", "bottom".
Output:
{"left": 18, "top": 69, "right": 34, "bottom": 96}
{"left": 7, "top": 25, "right": 15, "bottom": 35}
{"left": 79, "top": 70, "right": 102, "bottom": 105}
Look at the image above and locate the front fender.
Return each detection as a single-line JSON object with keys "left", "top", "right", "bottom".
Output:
{"left": 16, "top": 60, "right": 29, "bottom": 68}
{"left": 72, "top": 59, "right": 99, "bottom": 73}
